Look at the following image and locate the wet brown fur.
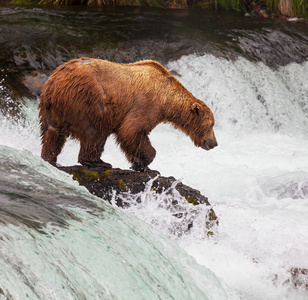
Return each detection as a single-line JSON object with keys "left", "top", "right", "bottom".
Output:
{"left": 38, "top": 57, "right": 217, "bottom": 170}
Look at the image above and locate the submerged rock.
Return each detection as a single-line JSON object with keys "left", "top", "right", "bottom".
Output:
{"left": 272, "top": 267, "right": 308, "bottom": 291}
{"left": 288, "top": 267, "right": 308, "bottom": 290}
{"left": 58, "top": 165, "right": 219, "bottom": 237}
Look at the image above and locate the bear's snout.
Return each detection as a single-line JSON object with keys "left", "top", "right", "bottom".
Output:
{"left": 202, "top": 138, "right": 218, "bottom": 151}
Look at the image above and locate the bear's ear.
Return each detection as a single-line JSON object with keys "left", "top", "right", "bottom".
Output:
{"left": 191, "top": 102, "right": 201, "bottom": 115}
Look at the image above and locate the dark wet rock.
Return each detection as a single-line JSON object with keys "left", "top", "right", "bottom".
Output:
{"left": 22, "top": 71, "right": 49, "bottom": 97}
{"left": 273, "top": 267, "right": 308, "bottom": 290}
{"left": 58, "top": 165, "right": 219, "bottom": 236}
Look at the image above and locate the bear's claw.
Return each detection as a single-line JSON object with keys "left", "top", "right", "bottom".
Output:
{"left": 131, "top": 161, "right": 160, "bottom": 176}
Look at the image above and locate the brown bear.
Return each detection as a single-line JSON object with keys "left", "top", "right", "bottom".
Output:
{"left": 38, "top": 57, "right": 217, "bottom": 171}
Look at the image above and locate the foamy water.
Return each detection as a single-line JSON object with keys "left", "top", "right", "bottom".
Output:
{"left": 1, "top": 54, "right": 308, "bottom": 299}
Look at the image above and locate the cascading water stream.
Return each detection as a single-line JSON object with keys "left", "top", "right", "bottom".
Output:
{"left": 1, "top": 3, "right": 308, "bottom": 299}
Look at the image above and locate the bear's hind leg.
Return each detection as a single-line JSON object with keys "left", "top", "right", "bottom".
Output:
{"left": 41, "top": 126, "right": 67, "bottom": 166}
{"left": 78, "top": 136, "right": 112, "bottom": 169}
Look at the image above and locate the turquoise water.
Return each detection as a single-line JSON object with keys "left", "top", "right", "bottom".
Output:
{"left": 0, "top": 146, "right": 231, "bottom": 299}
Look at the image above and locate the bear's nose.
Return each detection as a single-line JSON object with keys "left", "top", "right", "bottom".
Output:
{"left": 204, "top": 139, "right": 218, "bottom": 150}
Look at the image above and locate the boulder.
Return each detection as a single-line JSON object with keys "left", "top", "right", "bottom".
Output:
{"left": 58, "top": 165, "right": 219, "bottom": 237}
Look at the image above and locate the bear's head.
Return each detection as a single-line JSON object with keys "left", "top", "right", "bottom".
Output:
{"left": 190, "top": 102, "right": 218, "bottom": 151}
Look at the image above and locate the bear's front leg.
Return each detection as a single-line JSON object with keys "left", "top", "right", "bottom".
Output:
{"left": 131, "top": 134, "right": 156, "bottom": 172}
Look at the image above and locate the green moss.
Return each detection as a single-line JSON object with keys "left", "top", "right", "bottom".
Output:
{"left": 72, "top": 171, "right": 82, "bottom": 184}
{"left": 71, "top": 168, "right": 112, "bottom": 183}
{"left": 205, "top": 208, "right": 219, "bottom": 237}
{"left": 117, "top": 179, "right": 126, "bottom": 190}
{"left": 184, "top": 196, "right": 199, "bottom": 206}
{"left": 208, "top": 210, "right": 218, "bottom": 221}
{"left": 80, "top": 169, "right": 100, "bottom": 180}
{"left": 101, "top": 170, "right": 113, "bottom": 177}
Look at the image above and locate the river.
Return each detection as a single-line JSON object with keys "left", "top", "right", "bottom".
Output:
{"left": 0, "top": 2, "right": 308, "bottom": 299}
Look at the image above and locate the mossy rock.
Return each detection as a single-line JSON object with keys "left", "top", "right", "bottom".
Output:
{"left": 58, "top": 165, "right": 219, "bottom": 236}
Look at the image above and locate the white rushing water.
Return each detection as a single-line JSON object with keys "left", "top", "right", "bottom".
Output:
{"left": 0, "top": 146, "right": 231, "bottom": 300}
{"left": 1, "top": 53, "right": 308, "bottom": 299}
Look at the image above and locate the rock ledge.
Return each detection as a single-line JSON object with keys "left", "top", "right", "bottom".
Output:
{"left": 59, "top": 165, "right": 219, "bottom": 236}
